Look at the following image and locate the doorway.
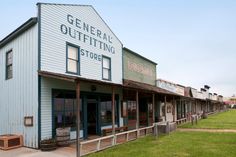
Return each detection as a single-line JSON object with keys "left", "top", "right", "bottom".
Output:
{"left": 87, "top": 98, "right": 97, "bottom": 136}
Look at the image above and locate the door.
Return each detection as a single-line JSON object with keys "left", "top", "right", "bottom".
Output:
{"left": 87, "top": 98, "right": 97, "bottom": 135}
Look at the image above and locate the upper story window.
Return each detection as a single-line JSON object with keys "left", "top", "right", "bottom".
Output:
{"left": 6, "top": 50, "right": 13, "bottom": 80}
{"left": 66, "top": 43, "right": 80, "bottom": 75}
{"left": 102, "top": 56, "right": 111, "bottom": 80}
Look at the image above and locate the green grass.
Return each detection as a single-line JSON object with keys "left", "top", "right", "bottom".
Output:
{"left": 179, "top": 110, "right": 236, "bottom": 129}
{"left": 87, "top": 132, "right": 236, "bottom": 157}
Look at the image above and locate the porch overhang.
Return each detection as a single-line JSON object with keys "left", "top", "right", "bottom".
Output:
{"left": 123, "top": 79, "right": 181, "bottom": 96}
{"left": 38, "top": 70, "right": 123, "bottom": 87}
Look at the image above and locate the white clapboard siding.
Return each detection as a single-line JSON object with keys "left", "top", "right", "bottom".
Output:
{"left": 0, "top": 24, "right": 38, "bottom": 148}
{"left": 40, "top": 4, "right": 122, "bottom": 84}
{"left": 40, "top": 77, "right": 123, "bottom": 139}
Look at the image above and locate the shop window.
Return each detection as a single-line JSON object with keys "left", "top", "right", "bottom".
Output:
{"left": 102, "top": 56, "right": 111, "bottom": 80}
{"left": 6, "top": 50, "right": 13, "bottom": 80}
{"left": 148, "top": 103, "right": 153, "bottom": 124}
{"left": 121, "top": 101, "right": 128, "bottom": 118}
{"left": 53, "top": 90, "right": 82, "bottom": 131}
{"left": 67, "top": 43, "right": 80, "bottom": 74}
{"left": 177, "top": 100, "right": 186, "bottom": 120}
{"left": 100, "top": 96, "right": 118, "bottom": 126}
{"left": 127, "top": 101, "right": 137, "bottom": 129}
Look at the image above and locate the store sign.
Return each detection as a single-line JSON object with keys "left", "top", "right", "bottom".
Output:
{"left": 157, "top": 81, "right": 176, "bottom": 93}
{"left": 191, "top": 88, "right": 198, "bottom": 98}
{"left": 60, "top": 14, "right": 115, "bottom": 55}
{"left": 176, "top": 86, "right": 185, "bottom": 96}
{"left": 127, "top": 60, "right": 154, "bottom": 77}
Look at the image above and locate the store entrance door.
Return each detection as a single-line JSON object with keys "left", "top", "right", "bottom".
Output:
{"left": 87, "top": 98, "right": 97, "bottom": 136}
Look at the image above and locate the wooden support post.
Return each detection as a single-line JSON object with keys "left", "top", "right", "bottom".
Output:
{"left": 195, "top": 100, "right": 197, "bottom": 114}
{"left": 164, "top": 96, "right": 167, "bottom": 122}
{"left": 172, "top": 97, "right": 175, "bottom": 122}
{"left": 136, "top": 91, "right": 139, "bottom": 133}
{"left": 76, "top": 81, "right": 81, "bottom": 157}
{"left": 112, "top": 86, "right": 115, "bottom": 135}
{"left": 152, "top": 93, "right": 155, "bottom": 124}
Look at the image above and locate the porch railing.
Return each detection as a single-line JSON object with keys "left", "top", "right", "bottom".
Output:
{"left": 80, "top": 125, "right": 155, "bottom": 156}
{"left": 176, "top": 118, "right": 187, "bottom": 125}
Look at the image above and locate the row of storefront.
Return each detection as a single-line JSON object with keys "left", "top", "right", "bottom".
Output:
{"left": 0, "top": 3, "right": 226, "bottom": 149}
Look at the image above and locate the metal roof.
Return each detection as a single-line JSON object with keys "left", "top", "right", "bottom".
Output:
{"left": 0, "top": 18, "right": 37, "bottom": 48}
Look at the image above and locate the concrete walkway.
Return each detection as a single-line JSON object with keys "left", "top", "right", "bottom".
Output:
{"left": 177, "top": 128, "right": 236, "bottom": 133}
{"left": 0, "top": 146, "right": 76, "bottom": 157}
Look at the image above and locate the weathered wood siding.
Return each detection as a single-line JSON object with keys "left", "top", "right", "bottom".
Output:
{"left": 0, "top": 24, "right": 38, "bottom": 148}
{"left": 123, "top": 48, "right": 156, "bottom": 86}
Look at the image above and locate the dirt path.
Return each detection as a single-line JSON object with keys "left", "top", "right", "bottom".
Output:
{"left": 177, "top": 128, "right": 236, "bottom": 133}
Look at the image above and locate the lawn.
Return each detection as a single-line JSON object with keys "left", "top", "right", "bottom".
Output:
{"left": 179, "top": 109, "right": 236, "bottom": 129}
{"left": 87, "top": 132, "right": 236, "bottom": 157}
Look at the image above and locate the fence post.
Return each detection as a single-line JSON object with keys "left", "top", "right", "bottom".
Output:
{"left": 191, "top": 115, "right": 194, "bottom": 125}
{"left": 97, "top": 140, "right": 101, "bottom": 151}
{"left": 154, "top": 123, "right": 158, "bottom": 138}
{"left": 196, "top": 115, "right": 198, "bottom": 125}
{"left": 113, "top": 135, "right": 117, "bottom": 146}
{"left": 166, "top": 121, "right": 170, "bottom": 135}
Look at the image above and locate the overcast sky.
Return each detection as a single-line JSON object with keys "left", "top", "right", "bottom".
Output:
{"left": 1, "top": 0, "right": 235, "bottom": 97}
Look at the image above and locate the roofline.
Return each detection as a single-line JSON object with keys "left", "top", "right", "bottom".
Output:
{"left": 37, "top": 2, "right": 123, "bottom": 45}
{"left": 36, "top": 2, "right": 92, "bottom": 7}
{"left": 176, "top": 84, "right": 185, "bottom": 88}
{"left": 156, "top": 79, "right": 177, "bottom": 86}
{"left": 0, "top": 17, "right": 37, "bottom": 48}
{"left": 188, "top": 87, "right": 197, "bottom": 90}
{"left": 123, "top": 47, "right": 158, "bottom": 65}
{"left": 123, "top": 79, "right": 180, "bottom": 96}
{"left": 156, "top": 79, "right": 186, "bottom": 88}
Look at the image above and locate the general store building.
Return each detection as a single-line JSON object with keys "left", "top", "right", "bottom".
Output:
{"left": 0, "top": 3, "right": 123, "bottom": 148}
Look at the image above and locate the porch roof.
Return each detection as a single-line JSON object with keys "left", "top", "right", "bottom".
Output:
{"left": 123, "top": 79, "right": 181, "bottom": 96}
{"left": 38, "top": 71, "right": 184, "bottom": 97}
{"left": 38, "top": 70, "right": 123, "bottom": 87}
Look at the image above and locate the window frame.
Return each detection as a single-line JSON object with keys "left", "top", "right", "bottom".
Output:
{"left": 66, "top": 42, "right": 80, "bottom": 75}
{"left": 102, "top": 55, "right": 111, "bottom": 81}
{"left": 100, "top": 99, "right": 119, "bottom": 127}
{"left": 52, "top": 89, "right": 83, "bottom": 133}
{"left": 5, "top": 49, "right": 13, "bottom": 80}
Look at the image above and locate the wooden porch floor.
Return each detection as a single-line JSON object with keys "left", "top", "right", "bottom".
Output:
{"left": 66, "top": 126, "right": 154, "bottom": 156}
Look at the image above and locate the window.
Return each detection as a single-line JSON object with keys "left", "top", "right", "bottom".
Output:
{"left": 127, "top": 101, "right": 137, "bottom": 129}
{"left": 148, "top": 103, "right": 153, "bottom": 124}
{"left": 6, "top": 50, "right": 13, "bottom": 79}
{"left": 177, "top": 100, "right": 186, "bottom": 120}
{"left": 102, "top": 56, "right": 111, "bottom": 80}
{"left": 53, "top": 90, "right": 83, "bottom": 131}
{"left": 67, "top": 44, "right": 79, "bottom": 74}
{"left": 100, "top": 96, "right": 118, "bottom": 126}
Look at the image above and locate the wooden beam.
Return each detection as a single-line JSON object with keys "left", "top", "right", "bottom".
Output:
{"left": 76, "top": 81, "right": 81, "bottom": 157}
{"left": 136, "top": 91, "right": 139, "bottom": 129}
{"left": 112, "top": 86, "right": 115, "bottom": 135}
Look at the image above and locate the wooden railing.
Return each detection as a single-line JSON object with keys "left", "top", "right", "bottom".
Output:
{"left": 176, "top": 118, "right": 187, "bottom": 125}
{"left": 80, "top": 125, "right": 155, "bottom": 156}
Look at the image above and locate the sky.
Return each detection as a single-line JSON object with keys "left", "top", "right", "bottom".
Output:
{"left": 0, "top": 0, "right": 236, "bottom": 97}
